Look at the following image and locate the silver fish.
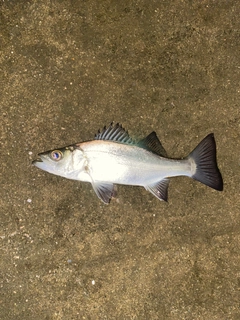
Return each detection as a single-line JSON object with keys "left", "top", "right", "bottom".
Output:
{"left": 32, "top": 123, "right": 223, "bottom": 204}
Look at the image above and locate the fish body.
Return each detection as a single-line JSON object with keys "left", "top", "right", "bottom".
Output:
{"left": 33, "top": 123, "right": 223, "bottom": 203}
{"left": 76, "top": 141, "right": 191, "bottom": 184}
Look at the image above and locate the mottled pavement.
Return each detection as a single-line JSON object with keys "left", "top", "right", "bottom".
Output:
{"left": 1, "top": 1, "right": 239, "bottom": 319}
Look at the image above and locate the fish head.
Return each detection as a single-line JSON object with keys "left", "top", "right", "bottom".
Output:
{"left": 32, "top": 145, "right": 84, "bottom": 180}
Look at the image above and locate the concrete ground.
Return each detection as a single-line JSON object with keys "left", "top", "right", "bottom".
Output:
{"left": 1, "top": 1, "right": 239, "bottom": 319}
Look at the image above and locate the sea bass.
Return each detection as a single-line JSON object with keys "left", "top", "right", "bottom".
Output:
{"left": 32, "top": 123, "right": 223, "bottom": 203}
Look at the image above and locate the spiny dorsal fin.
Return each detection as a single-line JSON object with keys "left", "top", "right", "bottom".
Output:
{"left": 138, "top": 132, "right": 168, "bottom": 157}
{"left": 95, "top": 123, "right": 133, "bottom": 144}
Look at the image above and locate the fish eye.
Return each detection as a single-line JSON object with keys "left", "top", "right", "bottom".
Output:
{"left": 51, "top": 150, "right": 63, "bottom": 161}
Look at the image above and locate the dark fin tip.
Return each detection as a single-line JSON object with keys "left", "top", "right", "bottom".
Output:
{"left": 138, "top": 132, "right": 168, "bottom": 157}
{"left": 189, "top": 133, "right": 223, "bottom": 191}
{"left": 145, "top": 179, "right": 169, "bottom": 202}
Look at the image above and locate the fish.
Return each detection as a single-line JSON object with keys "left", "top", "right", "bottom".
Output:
{"left": 32, "top": 123, "right": 223, "bottom": 204}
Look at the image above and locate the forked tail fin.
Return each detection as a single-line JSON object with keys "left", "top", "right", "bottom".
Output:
{"left": 188, "top": 133, "right": 223, "bottom": 191}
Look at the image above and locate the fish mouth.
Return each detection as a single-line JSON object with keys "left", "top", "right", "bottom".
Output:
{"left": 32, "top": 156, "right": 43, "bottom": 165}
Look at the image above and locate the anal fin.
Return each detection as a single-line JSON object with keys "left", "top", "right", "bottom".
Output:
{"left": 145, "top": 179, "right": 169, "bottom": 202}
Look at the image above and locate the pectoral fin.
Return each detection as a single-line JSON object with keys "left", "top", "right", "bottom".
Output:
{"left": 91, "top": 181, "right": 115, "bottom": 204}
{"left": 145, "top": 179, "right": 169, "bottom": 202}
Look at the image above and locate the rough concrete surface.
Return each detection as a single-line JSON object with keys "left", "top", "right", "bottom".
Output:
{"left": 1, "top": 1, "right": 240, "bottom": 319}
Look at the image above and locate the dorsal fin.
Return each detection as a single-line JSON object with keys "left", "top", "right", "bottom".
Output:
{"left": 137, "top": 131, "right": 168, "bottom": 157}
{"left": 95, "top": 123, "right": 133, "bottom": 144}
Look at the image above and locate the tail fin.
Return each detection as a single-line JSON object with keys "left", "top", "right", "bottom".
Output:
{"left": 188, "top": 133, "right": 223, "bottom": 191}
